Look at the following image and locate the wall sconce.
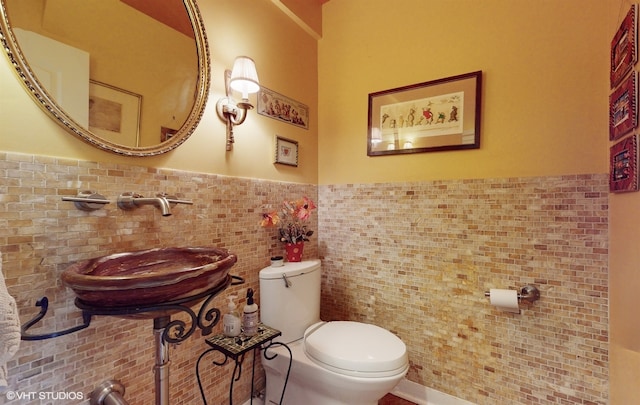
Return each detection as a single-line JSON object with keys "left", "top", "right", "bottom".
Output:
{"left": 216, "top": 56, "right": 260, "bottom": 151}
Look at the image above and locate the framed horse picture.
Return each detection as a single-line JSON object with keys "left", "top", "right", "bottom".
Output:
{"left": 367, "top": 71, "right": 482, "bottom": 156}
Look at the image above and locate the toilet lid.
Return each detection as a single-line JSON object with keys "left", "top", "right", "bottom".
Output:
{"left": 303, "top": 321, "right": 407, "bottom": 376}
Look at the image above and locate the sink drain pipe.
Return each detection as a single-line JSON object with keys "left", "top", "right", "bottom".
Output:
{"left": 90, "top": 380, "right": 128, "bottom": 405}
{"left": 89, "top": 316, "right": 171, "bottom": 405}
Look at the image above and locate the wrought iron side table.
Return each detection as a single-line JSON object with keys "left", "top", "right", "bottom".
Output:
{"left": 197, "top": 323, "right": 291, "bottom": 405}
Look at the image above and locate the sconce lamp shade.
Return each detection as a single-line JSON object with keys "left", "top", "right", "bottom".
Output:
{"left": 229, "top": 56, "right": 260, "bottom": 99}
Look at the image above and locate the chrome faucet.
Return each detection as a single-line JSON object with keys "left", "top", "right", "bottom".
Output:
{"left": 117, "top": 193, "right": 192, "bottom": 216}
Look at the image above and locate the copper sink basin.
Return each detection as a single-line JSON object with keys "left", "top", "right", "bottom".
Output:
{"left": 61, "top": 247, "right": 237, "bottom": 308}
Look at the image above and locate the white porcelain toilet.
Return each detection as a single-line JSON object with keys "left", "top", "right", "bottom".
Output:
{"left": 259, "top": 259, "right": 408, "bottom": 405}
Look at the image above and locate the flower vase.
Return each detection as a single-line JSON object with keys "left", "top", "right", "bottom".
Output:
{"left": 284, "top": 242, "right": 304, "bottom": 262}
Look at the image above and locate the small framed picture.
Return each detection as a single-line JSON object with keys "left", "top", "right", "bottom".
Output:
{"left": 274, "top": 136, "right": 298, "bottom": 167}
{"left": 258, "top": 87, "right": 309, "bottom": 130}
{"left": 611, "top": 4, "right": 638, "bottom": 88}
{"left": 89, "top": 80, "right": 142, "bottom": 147}
{"left": 609, "top": 72, "right": 638, "bottom": 140}
{"left": 610, "top": 135, "right": 638, "bottom": 193}
{"left": 161, "top": 126, "right": 178, "bottom": 142}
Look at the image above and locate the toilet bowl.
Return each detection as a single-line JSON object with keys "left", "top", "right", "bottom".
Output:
{"left": 263, "top": 330, "right": 408, "bottom": 405}
{"left": 259, "top": 260, "right": 408, "bottom": 405}
{"left": 304, "top": 321, "right": 408, "bottom": 378}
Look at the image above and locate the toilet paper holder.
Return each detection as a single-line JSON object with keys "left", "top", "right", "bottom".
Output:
{"left": 484, "top": 285, "right": 540, "bottom": 304}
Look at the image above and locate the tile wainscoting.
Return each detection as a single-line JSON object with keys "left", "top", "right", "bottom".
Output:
{"left": 0, "top": 151, "right": 317, "bottom": 404}
{"left": 0, "top": 151, "right": 608, "bottom": 404}
{"left": 318, "top": 174, "right": 608, "bottom": 405}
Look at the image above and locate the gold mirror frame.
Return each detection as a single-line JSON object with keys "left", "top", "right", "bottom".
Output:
{"left": 0, "top": 0, "right": 210, "bottom": 157}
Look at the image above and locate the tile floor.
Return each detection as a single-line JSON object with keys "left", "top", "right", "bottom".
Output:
{"left": 379, "top": 393, "right": 417, "bottom": 405}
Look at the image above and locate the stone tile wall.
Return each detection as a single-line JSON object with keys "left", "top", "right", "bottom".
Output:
{"left": 318, "top": 175, "right": 608, "bottom": 405}
{"left": 0, "top": 152, "right": 317, "bottom": 405}
{"left": 0, "top": 151, "right": 608, "bottom": 405}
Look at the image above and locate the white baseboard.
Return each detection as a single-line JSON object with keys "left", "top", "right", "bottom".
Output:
{"left": 391, "top": 378, "right": 476, "bottom": 405}
{"left": 243, "top": 378, "right": 473, "bottom": 405}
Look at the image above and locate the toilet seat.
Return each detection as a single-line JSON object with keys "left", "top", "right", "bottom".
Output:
{"left": 303, "top": 321, "right": 408, "bottom": 378}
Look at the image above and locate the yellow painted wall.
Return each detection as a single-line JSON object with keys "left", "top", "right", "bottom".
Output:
{"left": 0, "top": 0, "right": 318, "bottom": 184}
{"left": 318, "top": 0, "right": 609, "bottom": 185}
{"left": 608, "top": 1, "right": 640, "bottom": 403}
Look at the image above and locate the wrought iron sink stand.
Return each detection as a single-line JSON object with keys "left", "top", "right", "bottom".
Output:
{"left": 21, "top": 275, "right": 244, "bottom": 405}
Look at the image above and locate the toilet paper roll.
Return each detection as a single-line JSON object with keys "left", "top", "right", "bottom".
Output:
{"left": 489, "top": 289, "right": 520, "bottom": 313}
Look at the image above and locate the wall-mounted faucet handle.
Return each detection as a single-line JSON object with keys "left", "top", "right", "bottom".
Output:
{"left": 62, "top": 191, "right": 110, "bottom": 211}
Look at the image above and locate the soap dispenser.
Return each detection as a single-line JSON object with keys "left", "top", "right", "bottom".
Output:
{"left": 242, "top": 288, "right": 259, "bottom": 336}
{"left": 223, "top": 295, "right": 241, "bottom": 337}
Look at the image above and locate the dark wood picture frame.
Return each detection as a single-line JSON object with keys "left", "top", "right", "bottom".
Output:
{"left": 367, "top": 71, "right": 482, "bottom": 156}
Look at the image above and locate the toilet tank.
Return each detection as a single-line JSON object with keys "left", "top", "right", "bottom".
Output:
{"left": 259, "top": 259, "right": 321, "bottom": 343}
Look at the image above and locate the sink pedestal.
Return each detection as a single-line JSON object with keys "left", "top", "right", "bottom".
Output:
{"left": 154, "top": 316, "right": 171, "bottom": 405}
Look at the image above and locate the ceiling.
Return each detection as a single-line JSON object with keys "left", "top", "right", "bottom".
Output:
{"left": 120, "top": 0, "right": 194, "bottom": 38}
{"left": 120, "top": 0, "right": 330, "bottom": 40}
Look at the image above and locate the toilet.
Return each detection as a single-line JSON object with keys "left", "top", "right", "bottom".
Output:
{"left": 259, "top": 259, "right": 408, "bottom": 405}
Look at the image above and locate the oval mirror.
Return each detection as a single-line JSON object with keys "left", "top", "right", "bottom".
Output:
{"left": 0, "top": 0, "right": 210, "bottom": 156}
